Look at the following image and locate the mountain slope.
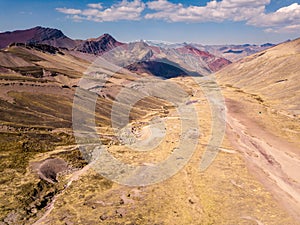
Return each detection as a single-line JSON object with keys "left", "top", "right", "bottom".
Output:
{"left": 125, "top": 61, "right": 188, "bottom": 78}
{"left": 111, "top": 42, "right": 231, "bottom": 76}
{"left": 216, "top": 37, "right": 300, "bottom": 117}
{"left": 176, "top": 45, "right": 231, "bottom": 72}
{"left": 74, "top": 33, "right": 124, "bottom": 55}
{"left": 215, "top": 37, "right": 300, "bottom": 221}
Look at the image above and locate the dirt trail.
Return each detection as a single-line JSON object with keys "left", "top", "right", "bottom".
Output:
{"left": 225, "top": 98, "right": 300, "bottom": 221}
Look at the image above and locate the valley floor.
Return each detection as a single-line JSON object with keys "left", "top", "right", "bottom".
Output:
{"left": 26, "top": 77, "right": 300, "bottom": 225}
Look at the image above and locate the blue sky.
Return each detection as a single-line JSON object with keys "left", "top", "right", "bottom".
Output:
{"left": 0, "top": 0, "right": 300, "bottom": 44}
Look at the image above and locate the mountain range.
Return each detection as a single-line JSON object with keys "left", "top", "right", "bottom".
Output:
{"left": 145, "top": 40, "right": 275, "bottom": 62}
{"left": 0, "top": 26, "right": 233, "bottom": 75}
{"left": 0, "top": 26, "right": 274, "bottom": 67}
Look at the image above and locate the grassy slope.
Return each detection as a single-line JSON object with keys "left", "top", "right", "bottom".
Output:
{"left": 0, "top": 45, "right": 174, "bottom": 223}
{"left": 215, "top": 38, "right": 300, "bottom": 117}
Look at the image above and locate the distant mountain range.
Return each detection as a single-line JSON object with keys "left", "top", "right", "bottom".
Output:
{"left": 0, "top": 26, "right": 277, "bottom": 75}
{"left": 145, "top": 40, "right": 276, "bottom": 62}
{"left": 192, "top": 43, "right": 276, "bottom": 62}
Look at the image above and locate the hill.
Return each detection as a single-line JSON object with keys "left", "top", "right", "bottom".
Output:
{"left": 216, "top": 38, "right": 300, "bottom": 117}
{"left": 216, "top": 37, "right": 300, "bottom": 221}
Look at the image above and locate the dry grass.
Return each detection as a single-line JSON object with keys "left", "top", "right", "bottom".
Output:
{"left": 0, "top": 42, "right": 300, "bottom": 224}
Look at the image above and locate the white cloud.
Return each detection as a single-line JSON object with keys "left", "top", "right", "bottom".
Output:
{"left": 145, "top": 0, "right": 271, "bottom": 22}
{"left": 56, "top": 0, "right": 300, "bottom": 33}
{"left": 56, "top": 0, "right": 145, "bottom": 22}
{"left": 56, "top": 7, "right": 82, "bottom": 15}
{"left": 82, "top": 9, "right": 100, "bottom": 16}
{"left": 87, "top": 3, "right": 103, "bottom": 9}
{"left": 69, "top": 15, "right": 86, "bottom": 22}
{"left": 248, "top": 3, "right": 300, "bottom": 33}
{"left": 145, "top": 0, "right": 300, "bottom": 33}
{"left": 147, "top": 0, "right": 181, "bottom": 11}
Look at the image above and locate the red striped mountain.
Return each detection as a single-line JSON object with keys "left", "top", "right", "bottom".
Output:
{"left": 176, "top": 45, "right": 231, "bottom": 72}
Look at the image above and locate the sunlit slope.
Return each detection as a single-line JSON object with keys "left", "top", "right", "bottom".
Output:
{"left": 216, "top": 38, "right": 300, "bottom": 116}
{"left": 0, "top": 45, "right": 175, "bottom": 223}
{"left": 215, "top": 37, "right": 300, "bottom": 221}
